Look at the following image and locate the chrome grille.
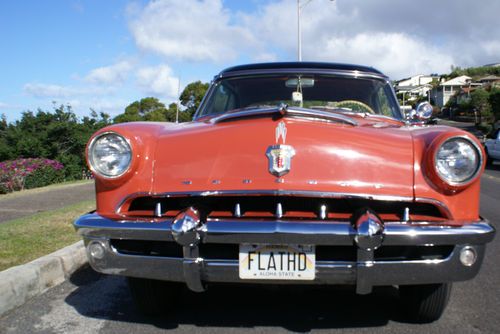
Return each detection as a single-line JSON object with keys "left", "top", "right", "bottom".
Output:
{"left": 122, "top": 195, "right": 447, "bottom": 222}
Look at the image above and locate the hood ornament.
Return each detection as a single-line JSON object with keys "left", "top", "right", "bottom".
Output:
{"left": 266, "top": 121, "right": 295, "bottom": 177}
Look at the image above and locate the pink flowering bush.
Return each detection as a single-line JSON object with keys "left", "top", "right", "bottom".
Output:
{"left": 0, "top": 158, "right": 64, "bottom": 194}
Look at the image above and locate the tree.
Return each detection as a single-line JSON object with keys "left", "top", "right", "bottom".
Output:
{"left": 448, "top": 65, "right": 500, "bottom": 80}
{"left": 114, "top": 95, "right": 198, "bottom": 123}
{"left": 0, "top": 114, "right": 9, "bottom": 160}
{"left": 0, "top": 105, "right": 109, "bottom": 179}
{"left": 489, "top": 88, "right": 500, "bottom": 123}
{"left": 179, "top": 81, "right": 209, "bottom": 117}
{"left": 114, "top": 97, "right": 170, "bottom": 123}
{"left": 470, "top": 88, "right": 492, "bottom": 123}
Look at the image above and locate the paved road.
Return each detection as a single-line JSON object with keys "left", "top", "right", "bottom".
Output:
{"left": 0, "top": 171, "right": 498, "bottom": 334}
{"left": 0, "top": 181, "right": 95, "bottom": 223}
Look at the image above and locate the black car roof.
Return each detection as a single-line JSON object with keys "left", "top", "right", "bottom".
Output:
{"left": 219, "top": 62, "right": 384, "bottom": 76}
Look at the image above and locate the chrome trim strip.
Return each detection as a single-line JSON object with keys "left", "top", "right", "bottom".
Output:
{"left": 381, "top": 221, "right": 495, "bottom": 245}
{"left": 211, "top": 106, "right": 358, "bottom": 126}
{"left": 414, "top": 197, "right": 453, "bottom": 219}
{"left": 287, "top": 107, "right": 358, "bottom": 125}
{"left": 218, "top": 68, "right": 388, "bottom": 80}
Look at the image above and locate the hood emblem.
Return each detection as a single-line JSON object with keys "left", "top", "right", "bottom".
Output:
{"left": 266, "top": 121, "right": 295, "bottom": 177}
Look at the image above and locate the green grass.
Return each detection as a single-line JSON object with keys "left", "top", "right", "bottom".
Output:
{"left": 0, "top": 200, "right": 94, "bottom": 271}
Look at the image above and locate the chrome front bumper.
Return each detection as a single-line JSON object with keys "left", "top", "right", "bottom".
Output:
{"left": 74, "top": 212, "right": 495, "bottom": 294}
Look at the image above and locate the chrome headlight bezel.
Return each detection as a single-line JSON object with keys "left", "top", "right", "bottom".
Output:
{"left": 433, "top": 136, "right": 483, "bottom": 187}
{"left": 87, "top": 132, "right": 132, "bottom": 179}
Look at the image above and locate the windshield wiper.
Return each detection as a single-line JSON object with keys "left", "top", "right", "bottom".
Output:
{"left": 212, "top": 103, "right": 358, "bottom": 126}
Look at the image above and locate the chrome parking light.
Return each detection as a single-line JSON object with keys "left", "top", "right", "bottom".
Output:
{"left": 460, "top": 246, "right": 477, "bottom": 266}
{"left": 88, "top": 240, "right": 106, "bottom": 260}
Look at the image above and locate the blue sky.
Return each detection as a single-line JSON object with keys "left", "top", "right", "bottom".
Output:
{"left": 1, "top": 0, "right": 499, "bottom": 122}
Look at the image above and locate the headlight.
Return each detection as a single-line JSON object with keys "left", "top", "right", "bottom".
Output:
{"left": 88, "top": 132, "right": 132, "bottom": 178}
{"left": 434, "top": 137, "right": 481, "bottom": 186}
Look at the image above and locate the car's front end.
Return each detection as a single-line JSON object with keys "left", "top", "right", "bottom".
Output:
{"left": 75, "top": 62, "right": 495, "bottom": 322}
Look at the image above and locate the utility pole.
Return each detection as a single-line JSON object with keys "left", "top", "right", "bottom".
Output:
{"left": 297, "top": 0, "right": 301, "bottom": 61}
{"left": 297, "top": 0, "right": 334, "bottom": 61}
{"left": 175, "top": 76, "right": 181, "bottom": 124}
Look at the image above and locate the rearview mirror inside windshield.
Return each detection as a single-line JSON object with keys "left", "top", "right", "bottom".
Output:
{"left": 285, "top": 77, "right": 315, "bottom": 88}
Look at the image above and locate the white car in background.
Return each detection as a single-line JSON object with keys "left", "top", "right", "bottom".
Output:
{"left": 485, "top": 129, "right": 500, "bottom": 164}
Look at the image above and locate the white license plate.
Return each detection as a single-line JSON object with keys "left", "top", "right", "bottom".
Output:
{"left": 239, "top": 244, "right": 315, "bottom": 280}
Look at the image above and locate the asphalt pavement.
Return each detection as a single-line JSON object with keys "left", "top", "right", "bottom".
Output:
{"left": 0, "top": 181, "right": 95, "bottom": 223}
{"left": 0, "top": 167, "right": 499, "bottom": 334}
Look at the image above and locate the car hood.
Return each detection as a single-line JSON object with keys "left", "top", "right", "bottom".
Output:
{"left": 151, "top": 115, "right": 414, "bottom": 198}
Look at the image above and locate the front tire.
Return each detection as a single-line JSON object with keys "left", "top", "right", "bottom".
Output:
{"left": 399, "top": 283, "right": 452, "bottom": 323}
{"left": 127, "top": 277, "right": 181, "bottom": 315}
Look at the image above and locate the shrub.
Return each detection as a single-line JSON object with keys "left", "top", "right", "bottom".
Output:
{"left": 0, "top": 158, "right": 64, "bottom": 193}
{"left": 24, "top": 165, "right": 64, "bottom": 189}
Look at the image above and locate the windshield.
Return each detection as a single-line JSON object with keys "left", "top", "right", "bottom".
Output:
{"left": 197, "top": 74, "right": 402, "bottom": 119}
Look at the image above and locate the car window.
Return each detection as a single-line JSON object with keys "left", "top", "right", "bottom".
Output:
{"left": 204, "top": 83, "right": 236, "bottom": 115}
{"left": 198, "top": 74, "right": 401, "bottom": 119}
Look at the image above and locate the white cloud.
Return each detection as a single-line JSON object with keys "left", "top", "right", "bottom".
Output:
{"left": 84, "top": 60, "right": 133, "bottom": 84}
{"left": 316, "top": 33, "right": 455, "bottom": 79}
{"left": 23, "top": 83, "right": 77, "bottom": 98}
{"left": 46, "top": 98, "right": 128, "bottom": 117}
{"left": 86, "top": 98, "right": 129, "bottom": 116}
{"left": 0, "top": 102, "right": 8, "bottom": 109}
{"left": 127, "top": 0, "right": 500, "bottom": 79}
{"left": 128, "top": 0, "right": 259, "bottom": 62}
{"left": 136, "top": 65, "right": 180, "bottom": 98}
{"left": 23, "top": 83, "right": 115, "bottom": 99}
{"left": 481, "top": 41, "right": 500, "bottom": 58}
{"left": 239, "top": 0, "right": 500, "bottom": 78}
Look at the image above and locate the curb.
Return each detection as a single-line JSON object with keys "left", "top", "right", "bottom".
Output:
{"left": 0, "top": 241, "right": 88, "bottom": 317}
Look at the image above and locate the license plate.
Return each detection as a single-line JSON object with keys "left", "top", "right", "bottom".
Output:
{"left": 239, "top": 244, "right": 315, "bottom": 280}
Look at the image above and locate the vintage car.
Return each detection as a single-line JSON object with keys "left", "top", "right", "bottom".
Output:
{"left": 485, "top": 128, "right": 500, "bottom": 164}
{"left": 74, "top": 62, "right": 495, "bottom": 322}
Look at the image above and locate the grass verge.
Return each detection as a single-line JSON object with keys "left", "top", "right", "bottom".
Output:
{"left": 0, "top": 200, "right": 94, "bottom": 272}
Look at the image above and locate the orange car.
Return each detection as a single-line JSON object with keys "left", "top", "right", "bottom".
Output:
{"left": 74, "top": 62, "right": 495, "bottom": 322}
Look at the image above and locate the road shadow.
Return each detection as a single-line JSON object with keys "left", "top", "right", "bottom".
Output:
{"left": 485, "top": 162, "right": 500, "bottom": 171}
{"left": 65, "top": 267, "right": 410, "bottom": 332}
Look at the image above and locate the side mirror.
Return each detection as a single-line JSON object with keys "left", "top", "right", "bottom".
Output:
{"left": 414, "top": 102, "right": 433, "bottom": 121}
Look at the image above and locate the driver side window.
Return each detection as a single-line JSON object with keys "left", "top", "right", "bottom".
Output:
{"left": 206, "top": 84, "right": 236, "bottom": 115}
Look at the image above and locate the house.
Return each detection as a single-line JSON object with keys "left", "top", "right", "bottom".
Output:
{"left": 430, "top": 75, "right": 481, "bottom": 108}
{"left": 394, "top": 75, "right": 434, "bottom": 105}
{"left": 477, "top": 75, "right": 500, "bottom": 89}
